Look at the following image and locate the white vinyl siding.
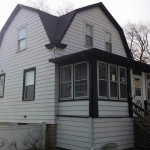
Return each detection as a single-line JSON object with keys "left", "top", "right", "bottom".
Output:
{"left": 0, "top": 8, "right": 56, "bottom": 124}
{"left": 57, "top": 117, "right": 90, "bottom": 150}
{"left": 58, "top": 101, "right": 89, "bottom": 116}
{"left": 58, "top": 7, "right": 127, "bottom": 57}
{"left": 93, "top": 118, "right": 134, "bottom": 150}
{"left": 98, "top": 101, "right": 129, "bottom": 117}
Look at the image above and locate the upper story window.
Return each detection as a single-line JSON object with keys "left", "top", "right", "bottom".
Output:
{"left": 85, "top": 23, "right": 93, "bottom": 47}
{"left": 60, "top": 62, "right": 89, "bottom": 100}
{"left": 105, "top": 32, "right": 112, "bottom": 52}
{"left": 18, "top": 28, "right": 26, "bottom": 51}
{"left": 0, "top": 74, "right": 5, "bottom": 98}
{"left": 23, "top": 68, "right": 36, "bottom": 101}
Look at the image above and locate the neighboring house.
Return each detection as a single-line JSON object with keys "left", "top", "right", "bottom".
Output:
{"left": 0, "top": 2, "right": 150, "bottom": 150}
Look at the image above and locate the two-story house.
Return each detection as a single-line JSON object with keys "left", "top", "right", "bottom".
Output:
{"left": 0, "top": 2, "right": 150, "bottom": 150}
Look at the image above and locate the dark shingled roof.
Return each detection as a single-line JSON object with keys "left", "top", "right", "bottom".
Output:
{"left": 0, "top": 2, "right": 132, "bottom": 58}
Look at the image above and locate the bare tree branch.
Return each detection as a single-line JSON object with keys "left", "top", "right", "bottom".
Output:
{"left": 124, "top": 22, "right": 150, "bottom": 63}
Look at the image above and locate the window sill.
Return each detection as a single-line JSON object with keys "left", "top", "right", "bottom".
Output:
{"left": 22, "top": 98, "right": 35, "bottom": 101}
{"left": 16, "top": 48, "right": 27, "bottom": 53}
{"left": 59, "top": 99, "right": 89, "bottom": 102}
{"left": 98, "top": 99, "right": 127, "bottom": 102}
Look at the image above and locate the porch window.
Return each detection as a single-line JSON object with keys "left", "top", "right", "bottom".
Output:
{"left": 74, "top": 62, "right": 88, "bottom": 98}
{"left": 146, "top": 74, "right": 150, "bottom": 100}
{"left": 85, "top": 24, "right": 93, "bottom": 47}
{"left": 60, "top": 62, "right": 88, "bottom": 100}
{"left": 109, "top": 64, "right": 118, "bottom": 98}
{"left": 98, "top": 62, "right": 108, "bottom": 98}
{"left": 60, "top": 65, "right": 72, "bottom": 99}
{"left": 119, "top": 67, "right": 127, "bottom": 99}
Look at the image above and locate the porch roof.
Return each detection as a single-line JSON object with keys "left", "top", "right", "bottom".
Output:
{"left": 49, "top": 48, "right": 150, "bottom": 73}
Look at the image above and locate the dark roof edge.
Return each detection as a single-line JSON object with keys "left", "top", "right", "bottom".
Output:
{"left": 45, "top": 42, "right": 67, "bottom": 49}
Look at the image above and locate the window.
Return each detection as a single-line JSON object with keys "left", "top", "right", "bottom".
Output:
{"left": 74, "top": 62, "right": 88, "bottom": 98}
{"left": 60, "top": 65, "right": 72, "bottom": 99}
{"left": 23, "top": 68, "right": 36, "bottom": 101}
{"left": 109, "top": 64, "right": 118, "bottom": 98}
{"left": 60, "top": 62, "right": 88, "bottom": 100}
{"left": 146, "top": 74, "right": 150, "bottom": 100}
{"left": 85, "top": 23, "right": 93, "bottom": 47}
{"left": 134, "top": 77, "right": 141, "bottom": 96}
{"left": 18, "top": 28, "right": 26, "bottom": 51}
{"left": 98, "top": 61, "right": 127, "bottom": 100}
{"left": 0, "top": 74, "right": 5, "bottom": 98}
{"left": 98, "top": 62, "right": 108, "bottom": 98}
{"left": 119, "top": 67, "right": 127, "bottom": 99}
{"left": 105, "top": 32, "right": 112, "bottom": 52}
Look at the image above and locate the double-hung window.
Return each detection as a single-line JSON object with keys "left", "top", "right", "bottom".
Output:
{"left": 60, "top": 62, "right": 88, "bottom": 100}
{"left": 85, "top": 23, "right": 93, "bottom": 47}
{"left": 23, "top": 68, "right": 36, "bottom": 101}
{"left": 109, "top": 64, "right": 118, "bottom": 98}
{"left": 74, "top": 62, "right": 88, "bottom": 98}
{"left": 119, "top": 67, "right": 127, "bottom": 99}
{"left": 60, "top": 65, "right": 72, "bottom": 99}
{"left": 18, "top": 28, "right": 26, "bottom": 51}
{"left": 0, "top": 74, "right": 5, "bottom": 98}
{"left": 105, "top": 32, "right": 112, "bottom": 52}
{"left": 98, "top": 62, "right": 108, "bottom": 98}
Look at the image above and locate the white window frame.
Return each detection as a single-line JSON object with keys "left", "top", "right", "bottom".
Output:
{"left": 74, "top": 61, "right": 89, "bottom": 99}
{"left": 104, "top": 31, "right": 112, "bottom": 52}
{"left": 146, "top": 73, "right": 150, "bottom": 101}
{"left": 60, "top": 64, "right": 73, "bottom": 100}
{"left": 17, "top": 27, "right": 27, "bottom": 52}
{"left": 97, "top": 61, "right": 108, "bottom": 99}
{"left": 84, "top": 22, "right": 94, "bottom": 48}
{"left": 108, "top": 64, "right": 118, "bottom": 100}
{"left": 118, "top": 66, "right": 127, "bottom": 100}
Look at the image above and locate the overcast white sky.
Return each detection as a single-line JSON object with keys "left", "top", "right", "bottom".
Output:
{"left": 0, "top": 0, "right": 150, "bottom": 30}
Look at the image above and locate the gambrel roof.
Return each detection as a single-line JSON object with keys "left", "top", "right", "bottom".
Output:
{"left": 0, "top": 2, "right": 132, "bottom": 58}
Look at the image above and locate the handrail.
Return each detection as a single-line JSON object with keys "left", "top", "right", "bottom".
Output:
{"left": 132, "top": 102, "right": 150, "bottom": 123}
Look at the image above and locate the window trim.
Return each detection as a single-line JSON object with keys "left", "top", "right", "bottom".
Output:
{"left": 60, "top": 64, "right": 73, "bottom": 101}
{"left": 17, "top": 27, "right": 27, "bottom": 52}
{"left": 74, "top": 61, "right": 89, "bottom": 99}
{"left": 84, "top": 22, "right": 94, "bottom": 48}
{"left": 22, "top": 67, "right": 36, "bottom": 101}
{"left": 97, "top": 61, "right": 108, "bottom": 99}
{"left": 118, "top": 66, "right": 127, "bottom": 100}
{"left": 0, "top": 73, "right": 5, "bottom": 98}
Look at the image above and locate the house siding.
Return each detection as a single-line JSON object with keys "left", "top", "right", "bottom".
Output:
{"left": 98, "top": 101, "right": 129, "bottom": 117}
{"left": 93, "top": 118, "right": 134, "bottom": 150}
{"left": 56, "top": 7, "right": 127, "bottom": 58}
{"left": 56, "top": 117, "right": 90, "bottom": 150}
{"left": 0, "top": 8, "right": 56, "bottom": 124}
{"left": 58, "top": 101, "right": 89, "bottom": 116}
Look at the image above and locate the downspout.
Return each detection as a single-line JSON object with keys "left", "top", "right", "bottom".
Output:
{"left": 89, "top": 117, "right": 94, "bottom": 150}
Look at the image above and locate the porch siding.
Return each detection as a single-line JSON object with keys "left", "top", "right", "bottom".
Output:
{"left": 93, "top": 118, "right": 134, "bottom": 150}
{"left": 56, "top": 117, "right": 90, "bottom": 150}
{"left": 98, "top": 101, "right": 129, "bottom": 117}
